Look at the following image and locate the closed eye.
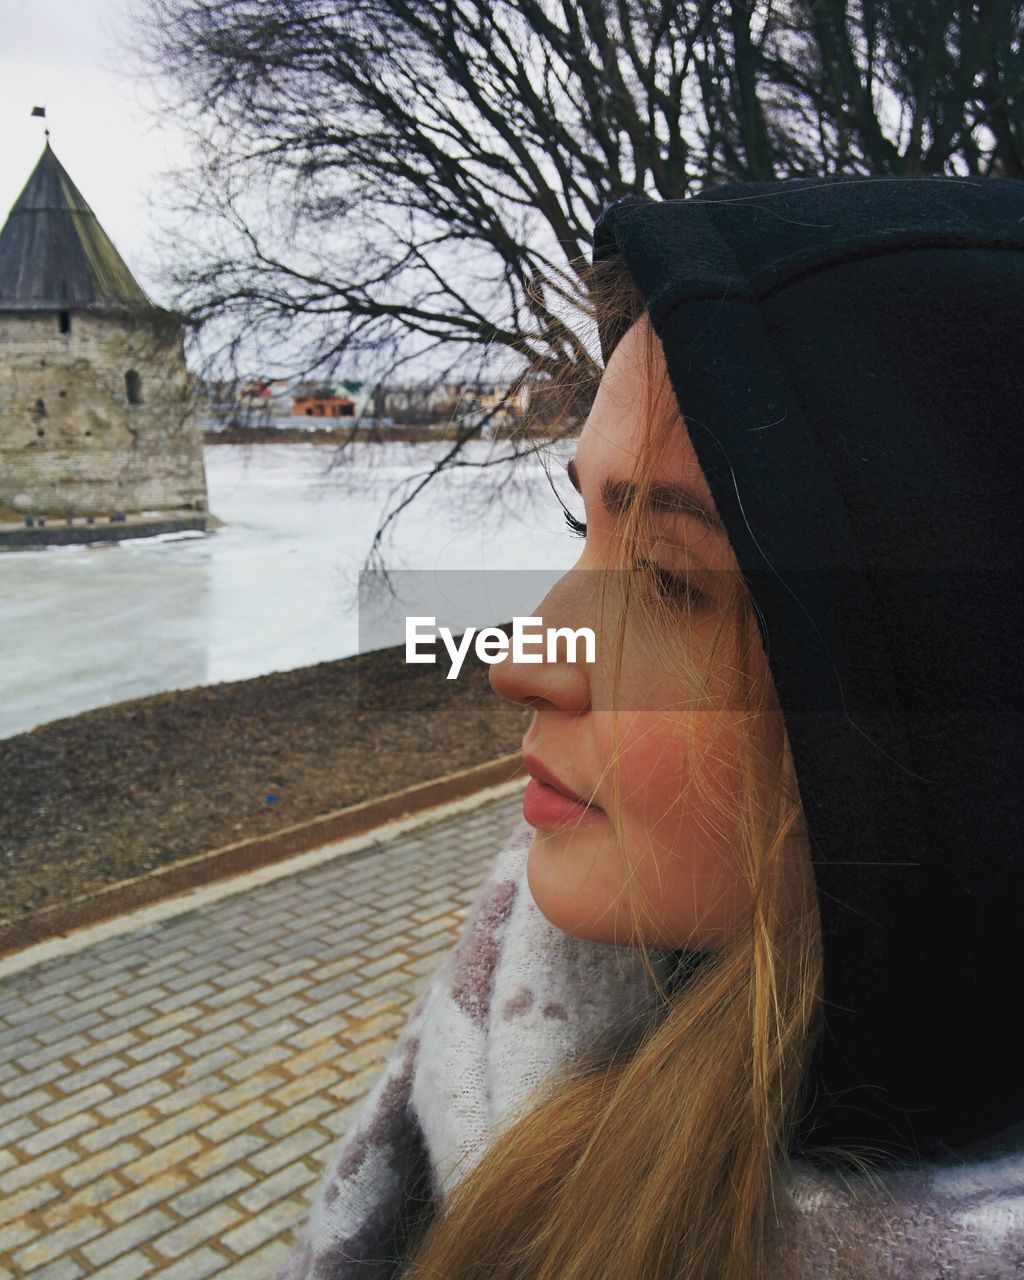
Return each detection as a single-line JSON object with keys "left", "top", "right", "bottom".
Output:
{"left": 562, "top": 504, "right": 706, "bottom": 608}
{"left": 634, "top": 558, "right": 708, "bottom": 609}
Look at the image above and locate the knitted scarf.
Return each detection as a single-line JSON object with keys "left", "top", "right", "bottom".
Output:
{"left": 274, "top": 818, "right": 1024, "bottom": 1279}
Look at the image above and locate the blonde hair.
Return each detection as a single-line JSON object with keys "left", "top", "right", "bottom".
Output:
{"left": 398, "top": 257, "right": 830, "bottom": 1280}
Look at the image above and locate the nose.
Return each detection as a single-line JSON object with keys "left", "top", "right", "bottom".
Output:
{"left": 488, "top": 568, "right": 592, "bottom": 715}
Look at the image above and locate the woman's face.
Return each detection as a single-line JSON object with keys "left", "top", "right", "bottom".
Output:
{"left": 489, "top": 316, "right": 776, "bottom": 949}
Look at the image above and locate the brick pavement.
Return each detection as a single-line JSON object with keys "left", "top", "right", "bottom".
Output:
{"left": 0, "top": 790, "right": 525, "bottom": 1279}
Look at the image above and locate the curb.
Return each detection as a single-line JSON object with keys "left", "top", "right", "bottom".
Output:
{"left": 0, "top": 514, "right": 207, "bottom": 551}
{"left": 0, "top": 752, "right": 525, "bottom": 961}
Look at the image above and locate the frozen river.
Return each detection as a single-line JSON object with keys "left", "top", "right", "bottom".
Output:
{"left": 1, "top": 440, "right": 582, "bottom": 740}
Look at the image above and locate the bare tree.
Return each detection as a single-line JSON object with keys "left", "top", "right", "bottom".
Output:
{"left": 132, "top": 0, "right": 1022, "bottom": 555}
{"left": 769, "top": 2, "right": 1023, "bottom": 177}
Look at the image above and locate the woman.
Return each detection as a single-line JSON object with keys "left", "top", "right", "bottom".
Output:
{"left": 276, "top": 176, "right": 1024, "bottom": 1278}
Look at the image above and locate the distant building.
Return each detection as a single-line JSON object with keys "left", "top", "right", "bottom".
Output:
{"left": 233, "top": 378, "right": 294, "bottom": 425}
{"left": 292, "top": 384, "right": 358, "bottom": 418}
{"left": 0, "top": 143, "right": 208, "bottom": 518}
{"left": 394, "top": 378, "right": 528, "bottom": 427}
{"left": 238, "top": 379, "right": 273, "bottom": 411}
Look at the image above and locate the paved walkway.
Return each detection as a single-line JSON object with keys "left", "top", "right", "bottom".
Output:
{"left": 0, "top": 790, "right": 525, "bottom": 1279}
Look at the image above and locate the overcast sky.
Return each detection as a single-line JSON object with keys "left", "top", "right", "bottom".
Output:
{"left": 0, "top": 0, "right": 394, "bottom": 378}
{"left": 0, "top": 0, "right": 189, "bottom": 307}
{"left": 0, "top": 0, "right": 528, "bottom": 382}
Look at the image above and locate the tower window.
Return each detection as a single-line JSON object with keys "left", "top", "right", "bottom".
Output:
{"left": 58, "top": 311, "right": 71, "bottom": 335}
{"left": 125, "top": 370, "right": 142, "bottom": 405}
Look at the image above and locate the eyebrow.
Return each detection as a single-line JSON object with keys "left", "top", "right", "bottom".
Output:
{"left": 565, "top": 456, "right": 728, "bottom": 539}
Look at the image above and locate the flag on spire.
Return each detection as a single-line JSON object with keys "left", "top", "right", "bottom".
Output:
{"left": 31, "top": 106, "right": 46, "bottom": 118}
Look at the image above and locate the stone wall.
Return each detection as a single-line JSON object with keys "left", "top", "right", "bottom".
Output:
{"left": 0, "top": 309, "right": 208, "bottom": 516}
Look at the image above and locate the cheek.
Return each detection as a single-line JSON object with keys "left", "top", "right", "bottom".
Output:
{"left": 597, "top": 710, "right": 747, "bottom": 830}
{"left": 601, "top": 711, "right": 753, "bottom": 945}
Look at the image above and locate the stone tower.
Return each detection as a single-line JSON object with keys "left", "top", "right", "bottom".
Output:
{"left": 0, "top": 142, "right": 208, "bottom": 518}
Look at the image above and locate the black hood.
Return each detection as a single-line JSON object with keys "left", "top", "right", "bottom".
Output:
{"left": 591, "top": 176, "right": 1024, "bottom": 1164}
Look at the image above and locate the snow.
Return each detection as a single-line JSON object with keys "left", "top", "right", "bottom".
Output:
{"left": 0, "top": 440, "right": 582, "bottom": 740}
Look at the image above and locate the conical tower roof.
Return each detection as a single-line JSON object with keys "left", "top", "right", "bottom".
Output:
{"left": 0, "top": 142, "right": 152, "bottom": 312}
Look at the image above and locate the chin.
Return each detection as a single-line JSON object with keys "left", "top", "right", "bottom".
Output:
{"left": 525, "top": 830, "right": 624, "bottom": 946}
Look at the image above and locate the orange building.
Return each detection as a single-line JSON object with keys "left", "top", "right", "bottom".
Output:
{"left": 292, "top": 389, "right": 356, "bottom": 418}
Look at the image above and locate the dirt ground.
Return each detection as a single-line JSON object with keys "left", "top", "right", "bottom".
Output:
{"left": 0, "top": 638, "right": 529, "bottom": 925}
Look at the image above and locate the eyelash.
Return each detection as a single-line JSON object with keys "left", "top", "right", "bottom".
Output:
{"left": 563, "top": 508, "right": 588, "bottom": 538}
{"left": 561, "top": 507, "right": 706, "bottom": 608}
{"left": 634, "top": 558, "right": 707, "bottom": 608}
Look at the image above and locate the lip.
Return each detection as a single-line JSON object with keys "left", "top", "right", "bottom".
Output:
{"left": 521, "top": 753, "right": 607, "bottom": 831}
{"left": 522, "top": 754, "right": 592, "bottom": 804}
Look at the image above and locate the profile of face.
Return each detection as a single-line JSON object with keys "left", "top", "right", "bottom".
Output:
{"left": 489, "top": 316, "right": 778, "bottom": 950}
